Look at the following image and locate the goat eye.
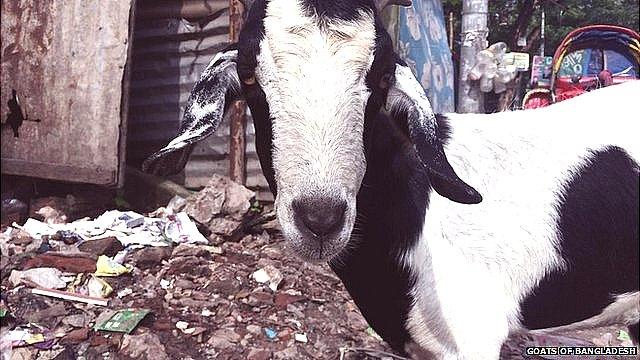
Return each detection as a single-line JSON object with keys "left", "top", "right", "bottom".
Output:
{"left": 242, "top": 75, "right": 256, "bottom": 85}
{"left": 379, "top": 72, "right": 393, "bottom": 89}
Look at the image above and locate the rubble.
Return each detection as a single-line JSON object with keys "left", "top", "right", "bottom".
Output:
{"left": 77, "top": 236, "right": 123, "bottom": 257}
{"left": 120, "top": 332, "right": 170, "bottom": 360}
{"left": 2, "top": 175, "right": 628, "bottom": 360}
{"left": 9, "top": 268, "right": 67, "bottom": 289}
{"left": 22, "top": 252, "right": 97, "bottom": 273}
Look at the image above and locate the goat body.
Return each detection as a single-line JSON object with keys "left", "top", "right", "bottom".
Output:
{"left": 333, "top": 81, "right": 640, "bottom": 358}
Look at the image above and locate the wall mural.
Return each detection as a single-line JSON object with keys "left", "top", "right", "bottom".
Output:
{"left": 397, "top": 0, "right": 455, "bottom": 113}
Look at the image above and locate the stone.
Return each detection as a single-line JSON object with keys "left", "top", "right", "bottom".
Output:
{"left": 133, "top": 247, "right": 171, "bottom": 270}
{"left": 23, "top": 252, "right": 97, "bottom": 273}
{"left": 247, "top": 349, "right": 272, "bottom": 360}
{"left": 78, "top": 237, "right": 124, "bottom": 257}
{"left": 184, "top": 174, "right": 255, "bottom": 224}
{"left": 174, "top": 279, "right": 196, "bottom": 290}
{"left": 61, "top": 328, "right": 89, "bottom": 344}
{"left": 120, "top": 333, "right": 170, "bottom": 360}
{"left": 208, "top": 218, "right": 241, "bottom": 237}
{"left": 25, "top": 303, "right": 67, "bottom": 326}
{"left": 62, "top": 313, "right": 89, "bottom": 328}
{"left": 274, "top": 292, "right": 307, "bottom": 308}
{"left": 207, "top": 328, "right": 241, "bottom": 349}
{"left": 171, "top": 243, "right": 221, "bottom": 258}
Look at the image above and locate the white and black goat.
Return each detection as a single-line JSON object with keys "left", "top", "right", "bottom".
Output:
{"left": 143, "top": 0, "right": 640, "bottom": 358}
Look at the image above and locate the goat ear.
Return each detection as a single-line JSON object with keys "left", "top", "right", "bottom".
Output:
{"left": 142, "top": 49, "right": 242, "bottom": 176}
{"left": 386, "top": 64, "right": 482, "bottom": 204}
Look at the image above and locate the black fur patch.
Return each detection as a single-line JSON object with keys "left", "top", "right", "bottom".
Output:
{"left": 331, "top": 111, "right": 431, "bottom": 353}
{"left": 521, "top": 146, "right": 639, "bottom": 329}
{"left": 236, "top": 0, "right": 277, "bottom": 194}
{"left": 435, "top": 113, "right": 452, "bottom": 143}
{"left": 301, "top": 0, "right": 376, "bottom": 21}
{"left": 237, "top": 0, "right": 267, "bottom": 85}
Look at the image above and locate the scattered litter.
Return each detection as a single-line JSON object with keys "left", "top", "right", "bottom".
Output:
{"left": 252, "top": 269, "right": 270, "bottom": 283}
{"left": 36, "top": 206, "right": 68, "bottom": 224}
{"left": 94, "top": 309, "right": 150, "bottom": 333}
{"left": 50, "top": 230, "right": 83, "bottom": 244}
{"left": 617, "top": 329, "right": 630, "bottom": 342}
{"left": 175, "top": 321, "right": 189, "bottom": 331}
{"left": 4, "top": 327, "right": 46, "bottom": 347}
{"left": 160, "top": 279, "right": 172, "bottom": 289}
{"left": 94, "top": 255, "right": 131, "bottom": 277}
{"left": 251, "top": 265, "right": 283, "bottom": 291}
{"left": 9, "top": 268, "right": 67, "bottom": 289}
{"left": 32, "top": 287, "right": 109, "bottom": 306}
{"left": 117, "top": 288, "right": 133, "bottom": 298}
{"left": 16, "top": 218, "right": 59, "bottom": 240}
{"left": 119, "top": 211, "right": 145, "bottom": 228}
{"left": 87, "top": 275, "right": 113, "bottom": 298}
{"left": 164, "top": 212, "right": 209, "bottom": 244}
{"left": 201, "top": 309, "right": 213, "bottom": 317}
{"left": 167, "top": 195, "right": 187, "bottom": 213}
{"left": 287, "top": 318, "right": 302, "bottom": 329}
{"left": 263, "top": 327, "right": 278, "bottom": 340}
{"left": 294, "top": 333, "right": 308, "bottom": 343}
{"left": 13, "top": 209, "right": 210, "bottom": 249}
{"left": 182, "top": 327, "right": 197, "bottom": 335}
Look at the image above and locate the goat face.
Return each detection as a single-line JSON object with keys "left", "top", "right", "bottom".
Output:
{"left": 237, "top": 0, "right": 399, "bottom": 261}
{"left": 143, "top": 0, "right": 481, "bottom": 262}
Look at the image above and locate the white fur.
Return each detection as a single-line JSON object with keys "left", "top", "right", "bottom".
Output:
{"left": 403, "top": 81, "right": 640, "bottom": 359}
{"left": 256, "top": 0, "right": 377, "bottom": 260}
{"left": 388, "top": 64, "right": 437, "bottom": 138}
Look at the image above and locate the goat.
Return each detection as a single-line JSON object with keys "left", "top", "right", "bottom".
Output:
{"left": 143, "top": 0, "right": 640, "bottom": 358}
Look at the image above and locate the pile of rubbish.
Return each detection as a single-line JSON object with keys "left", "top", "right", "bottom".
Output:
{"left": 2, "top": 174, "right": 634, "bottom": 360}
{"left": 0, "top": 175, "right": 392, "bottom": 360}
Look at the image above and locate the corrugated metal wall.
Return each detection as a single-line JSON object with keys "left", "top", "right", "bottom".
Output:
{"left": 127, "top": 0, "right": 271, "bottom": 200}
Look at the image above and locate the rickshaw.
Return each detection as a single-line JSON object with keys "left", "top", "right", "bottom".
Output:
{"left": 522, "top": 25, "right": 640, "bottom": 109}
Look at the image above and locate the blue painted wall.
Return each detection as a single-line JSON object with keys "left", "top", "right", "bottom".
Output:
{"left": 397, "top": 0, "right": 455, "bottom": 113}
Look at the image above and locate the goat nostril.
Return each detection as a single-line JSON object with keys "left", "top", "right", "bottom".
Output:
{"left": 292, "top": 197, "right": 347, "bottom": 237}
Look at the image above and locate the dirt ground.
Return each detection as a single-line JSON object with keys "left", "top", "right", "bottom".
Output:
{"left": 1, "top": 177, "right": 636, "bottom": 360}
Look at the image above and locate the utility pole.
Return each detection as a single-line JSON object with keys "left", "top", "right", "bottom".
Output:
{"left": 448, "top": 12, "right": 454, "bottom": 51}
{"left": 457, "top": 0, "right": 488, "bottom": 113}
{"left": 229, "top": 0, "right": 247, "bottom": 185}
{"left": 540, "top": 5, "right": 546, "bottom": 56}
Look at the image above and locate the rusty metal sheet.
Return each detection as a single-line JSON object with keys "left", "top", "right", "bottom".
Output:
{"left": 1, "top": 0, "right": 134, "bottom": 186}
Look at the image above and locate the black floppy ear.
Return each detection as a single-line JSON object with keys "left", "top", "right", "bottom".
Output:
{"left": 385, "top": 63, "right": 482, "bottom": 204}
{"left": 142, "top": 49, "right": 242, "bottom": 176}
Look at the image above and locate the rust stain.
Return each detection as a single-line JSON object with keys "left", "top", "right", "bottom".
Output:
{"left": 1, "top": 0, "right": 133, "bottom": 185}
